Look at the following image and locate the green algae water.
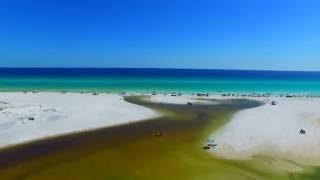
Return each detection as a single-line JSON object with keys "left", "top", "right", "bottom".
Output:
{"left": 1, "top": 68, "right": 320, "bottom": 94}
{"left": 0, "top": 97, "right": 316, "bottom": 180}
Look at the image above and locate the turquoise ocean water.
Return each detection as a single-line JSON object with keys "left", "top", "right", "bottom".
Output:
{"left": 0, "top": 68, "right": 320, "bottom": 95}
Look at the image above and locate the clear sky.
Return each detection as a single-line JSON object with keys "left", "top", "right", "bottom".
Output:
{"left": 0, "top": 0, "right": 320, "bottom": 70}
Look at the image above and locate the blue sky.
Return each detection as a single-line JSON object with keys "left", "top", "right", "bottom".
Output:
{"left": 0, "top": 0, "right": 320, "bottom": 70}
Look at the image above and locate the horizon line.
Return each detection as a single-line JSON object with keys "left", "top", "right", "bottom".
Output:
{"left": 0, "top": 67, "right": 320, "bottom": 73}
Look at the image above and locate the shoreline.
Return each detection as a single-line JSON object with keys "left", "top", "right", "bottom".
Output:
{"left": 1, "top": 91, "right": 320, "bottom": 167}
{"left": 0, "top": 115, "right": 161, "bottom": 153}
{"left": 0, "top": 95, "right": 268, "bottom": 180}
{"left": 1, "top": 91, "right": 320, "bottom": 178}
{"left": 0, "top": 92, "right": 158, "bottom": 150}
{"left": 0, "top": 91, "right": 260, "bottom": 150}
{"left": 2, "top": 88, "right": 320, "bottom": 97}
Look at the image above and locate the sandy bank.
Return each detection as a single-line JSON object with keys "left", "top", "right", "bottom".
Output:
{"left": 212, "top": 97, "right": 320, "bottom": 166}
{"left": 0, "top": 92, "right": 157, "bottom": 148}
{"left": 144, "top": 94, "right": 218, "bottom": 105}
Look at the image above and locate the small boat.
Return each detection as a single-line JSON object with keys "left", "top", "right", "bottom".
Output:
{"left": 153, "top": 131, "right": 167, "bottom": 137}
{"left": 202, "top": 146, "right": 210, "bottom": 150}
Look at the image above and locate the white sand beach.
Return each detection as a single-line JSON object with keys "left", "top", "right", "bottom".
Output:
{"left": 212, "top": 97, "right": 320, "bottom": 166}
{"left": 1, "top": 92, "right": 320, "bottom": 168}
{"left": 137, "top": 94, "right": 320, "bottom": 167}
{"left": 0, "top": 92, "right": 157, "bottom": 149}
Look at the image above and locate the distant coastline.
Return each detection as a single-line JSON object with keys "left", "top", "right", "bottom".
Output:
{"left": 1, "top": 68, "right": 320, "bottom": 95}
